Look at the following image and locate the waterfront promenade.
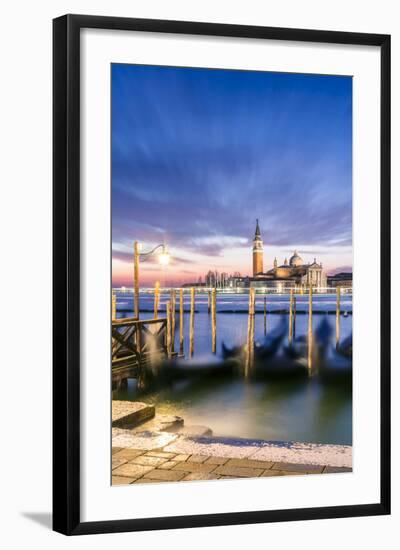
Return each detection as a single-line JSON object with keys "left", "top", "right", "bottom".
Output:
{"left": 112, "top": 446, "right": 351, "bottom": 485}
{"left": 111, "top": 401, "right": 352, "bottom": 485}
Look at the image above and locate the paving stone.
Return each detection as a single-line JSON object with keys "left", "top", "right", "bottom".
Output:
{"left": 271, "top": 462, "right": 324, "bottom": 473}
{"left": 173, "top": 454, "right": 190, "bottom": 462}
{"left": 144, "top": 451, "right": 177, "bottom": 459}
{"left": 112, "top": 447, "right": 124, "bottom": 455}
{"left": 324, "top": 466, "right": 352, "bottom": 474}
{"left": 112, "top": 475, "right": 135, "bottom": 485}
{"left": 113, "top": 448, "right": 145, "bottom": 461}
{"left": 143, "top": 469, "right": 187, "bottom": 482}
{"left": 187, "top": 455, "right": 209, "bottom": 463}
{"left": 112, "top": 457, "right": 128, "bottom": 470}
{"left": 112, "top": 430, "right": 177, "bottom": 450}
{"left": 158, "top": 461, "right": 179, "bottom": 470}
{"left": 213, "top": 465, "right": 263, "bottom": 478}
{"left": 172, "top": 462, "right": 217, "bottom": 474}
{"left": 261, "top": 470, "right": 299, "bottom": 477}
{"left": 129, "top": 455, "right": 168, "bottom": 467}
{"left": 182, "top": 472, "right": 220, "bottom": 481}
{"left": 226, "top": 458, "right": 274, "bottom": 470}
{"left": 112, "top": 463, "right": 154, "bottom": 478}
{"left": 205, "top": 456, "right": 229, "bottom": 466}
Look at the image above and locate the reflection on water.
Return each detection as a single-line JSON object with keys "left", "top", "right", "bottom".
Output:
{"left": 113, "top": 291, "right": 352, "bottom": 446}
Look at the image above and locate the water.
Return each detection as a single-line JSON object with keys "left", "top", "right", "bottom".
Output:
{"left": 113, "top": 290, "right": 352, "bottom": 446}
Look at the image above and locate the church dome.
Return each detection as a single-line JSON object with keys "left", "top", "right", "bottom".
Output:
{"left": 289, "top": 250, "right": 303, "bottom": 267}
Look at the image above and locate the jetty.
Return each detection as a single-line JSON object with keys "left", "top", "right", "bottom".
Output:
{"left": 112, "top": 316, "right": 171, "bottom": 387}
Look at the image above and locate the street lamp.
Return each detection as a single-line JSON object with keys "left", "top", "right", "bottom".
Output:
{"left": 133, "top": 241, "right": 170, "bottom": 319}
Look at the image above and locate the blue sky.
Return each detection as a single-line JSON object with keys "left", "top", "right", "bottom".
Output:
{"left": 112, "top": 64, "right": 352, "bottom": 286}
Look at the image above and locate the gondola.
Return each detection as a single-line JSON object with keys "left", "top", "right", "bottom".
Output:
{"left": 160, "top": 354, "right": 237, "bottom": 380}
{"left": 221, "top": 342, "right": 244, "bottom": 360}
{"left": 337, "top": 333, "right": 352, "bottom": 358}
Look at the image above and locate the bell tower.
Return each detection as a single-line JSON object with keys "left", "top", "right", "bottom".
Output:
{"left": 252, "top": 219, "right": 264, "bottom": 276}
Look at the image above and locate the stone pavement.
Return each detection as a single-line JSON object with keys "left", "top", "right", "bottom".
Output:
{"left": 112, "top": 447, "right": 352, "bottom": 485}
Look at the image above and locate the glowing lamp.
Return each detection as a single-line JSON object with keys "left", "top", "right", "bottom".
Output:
{"left": 158, "top": 248, "right": 170, "bottom": 266}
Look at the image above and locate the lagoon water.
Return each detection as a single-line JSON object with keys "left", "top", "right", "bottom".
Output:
{"left": 113, "top": 291, "right": 352, "bottom": 445}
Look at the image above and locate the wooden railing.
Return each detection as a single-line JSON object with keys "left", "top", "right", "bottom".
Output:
{"left": 112, "top": 317, "right": 168, "bottom": 371}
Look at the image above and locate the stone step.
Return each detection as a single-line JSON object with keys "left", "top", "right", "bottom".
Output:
{"left": 112, "top": 400, "right": 155, "bottom": 428}
{"left": 135, "top": 414, "right": 184, "bottom": 433}
{"left": 175, "top": 425, "right": 213, "bottom": 437}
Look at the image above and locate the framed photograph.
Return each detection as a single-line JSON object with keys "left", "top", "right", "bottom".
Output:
{"left": 53, "top": 14, "right": 390, "bottom": 535}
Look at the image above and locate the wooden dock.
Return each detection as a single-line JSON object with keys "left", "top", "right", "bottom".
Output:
{"left": 112, "top": 317, "right": 170, "bottom": 384}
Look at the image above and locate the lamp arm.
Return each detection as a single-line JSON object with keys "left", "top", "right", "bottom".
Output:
{"left": 139, "top": 244, "right": 165, "bottom": 261}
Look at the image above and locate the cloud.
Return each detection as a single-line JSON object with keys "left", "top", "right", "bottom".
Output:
{"left": 111, "top": 65, "right": 352, "bottom": 280}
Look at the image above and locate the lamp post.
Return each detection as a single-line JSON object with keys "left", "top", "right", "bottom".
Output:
{"left": 133, "top": 241, "right": 170, "bottom": 319}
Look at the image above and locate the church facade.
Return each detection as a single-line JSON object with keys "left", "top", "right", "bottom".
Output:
{"left": 250, "top": 220, "right": 327, "bottom": 290}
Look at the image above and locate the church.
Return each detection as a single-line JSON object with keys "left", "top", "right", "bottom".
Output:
{"left": 250, "top": 220, "right": 327, "bottom": 290}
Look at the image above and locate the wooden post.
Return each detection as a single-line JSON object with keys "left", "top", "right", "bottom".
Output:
{"left": 336, "top": 286, "right": 341, "bottom": 348}
{"left": 308, "top": 285, "right": 313, "bottom": 374}
{"left": 211, "top": 288, "right": 217, "bottom": 354}
{"left": 112, "top": 292, "right": 116, "bottom": 321}
{"left": 166, "top": 300, "right": 172, "bottom": 358}
{"left": 288, "top": 288, "right": 294, "bottom": 344}
{"left": 179, "top": 288, "right": 184, "bottom": 356}
{"left": 293, "top": 296, "right": 297, "bottom": 339}
{"left": 189, "top": 287, "right": 195, "bottom": 357}
{"left": 171, "top": 289, "right": 176, "bottom": 353}
{"left": 263, "top": 296, "right": 267, "bottom": 336}
{"left": 154, "top": 281, "right": 160, "bottom": 319}
{"left": 207, "top": 290, "right": 211, "bottom": 314}
{"left": 245, "top": 288, "right": 255, "bottom": 377}
{"left": 133, "top": 241, "right": 140, "bottom": 319}
{"left": 136, "top": 321, "right": 142, "bottom": 367}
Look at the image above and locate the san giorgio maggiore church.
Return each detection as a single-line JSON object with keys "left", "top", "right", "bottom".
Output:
{"left": 248, "top": 220, "right": 327, "bottom": 290}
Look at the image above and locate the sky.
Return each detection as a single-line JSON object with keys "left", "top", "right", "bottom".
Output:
{"left": 112, "top": 64, "right": 352, "bottom": 287}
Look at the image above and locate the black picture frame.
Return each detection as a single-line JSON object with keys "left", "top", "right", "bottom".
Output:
{"left": 53, "top": 14, "right": 391, "bottom": 535}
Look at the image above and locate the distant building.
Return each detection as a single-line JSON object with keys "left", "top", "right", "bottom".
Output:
{"left": 327, "top": 272, "right": 352, "bottom": 288}
{"left": 252, "top": 219, "right": 264, "bottom": 276}
{"left": 249, "top": 220, "right": 327, "bottom": 290}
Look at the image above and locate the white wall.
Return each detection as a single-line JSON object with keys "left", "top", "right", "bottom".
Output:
{"left": 1, "top": 0, "right": 398, "bottom": 548}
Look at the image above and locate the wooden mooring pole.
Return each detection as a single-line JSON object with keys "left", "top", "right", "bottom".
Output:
{"left": 133, "top": 241, "right": 140, "bottom": 319}
{"left": 179, "top": 288, "right": 184, "bottom": 356}
{"left": 293, "top": 296, "right": 297, "bottom": 339}
{"left": 336, "top": 286, "right": 341, "bottom": 348}
{"left": 166, "top": 300, "right": 172, "bottom": 358}
{"left": 154, "top": 281, "right": 160, "bottom": 319}
{"left": 189, "top": 287, "right": 195, "bottom": 357}
{"left": 112, "top": 292, "right": 116, "bottom": 321}
{"left": 211, "top": 288, "right": 217, "bottom": 353}
{"left": 170, "top": 289, "right": 176, "bottom": 353}
{"left": 288, "top": 288, "right": 294, "bottom": 344}
{"left": 263, "top": 296, "right": 267, "bottom": 336}
{"left": 207, "top": 290, "right": 211, "bottom": 314}
{"left": 308, "top": 285, "right": 313, "bottom": 375}
{"left": 245, "top": 288, "right": 255, "bottom": 377}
